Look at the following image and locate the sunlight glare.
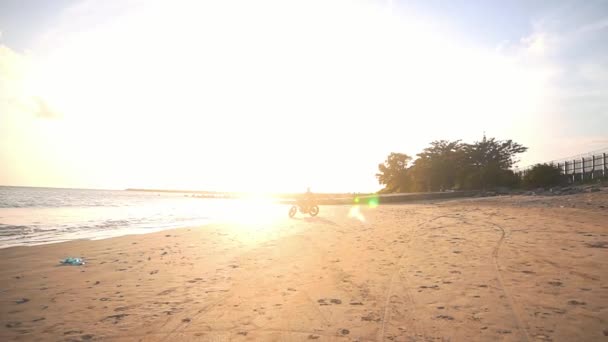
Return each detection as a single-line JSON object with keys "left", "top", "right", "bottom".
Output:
{"left": 348, "top": 205, "right": 365, "bottom": 222}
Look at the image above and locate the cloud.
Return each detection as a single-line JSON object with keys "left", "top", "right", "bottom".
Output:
{"left": 507, "top": 5, "right": 608, "bottom": 165}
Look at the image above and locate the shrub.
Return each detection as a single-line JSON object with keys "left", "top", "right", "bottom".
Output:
{"left": 522, "top": 163, "right": 565, "bottom": 189}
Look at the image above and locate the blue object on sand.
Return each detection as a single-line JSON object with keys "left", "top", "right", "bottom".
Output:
{"left": 60, "top": 257, "right": 85, "bottom": 265}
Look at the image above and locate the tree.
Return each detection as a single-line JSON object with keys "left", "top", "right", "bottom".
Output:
{"left": 376, "top": 153, "right": 412, "bottom": 193}
{"left": 463, "top": 135, "right": 528, "bottom": 189}
{"left": 522, "top": 164, "right": 565, "bottom": 189}
{"left": 414, "top": 140, "right": 465, "bottom": 191}
{"left": 374, "top": 136, "right": 528, "bottom": 193}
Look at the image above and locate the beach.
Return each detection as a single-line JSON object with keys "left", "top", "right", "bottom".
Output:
{"left": 1, "top": 191, "right": 607, "bottom": 341}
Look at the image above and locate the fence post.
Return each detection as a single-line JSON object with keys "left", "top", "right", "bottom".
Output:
{"left": 592, "top": 155, "right": 596, "bottom": 180}
{"left": 602, "top": 153, "right": 608, "bottom": 178}
{"left": 573, "top": 159, "right": 577, "bottom": 182}
{"left": 582, "top": 157, "right": 586, "bottom": 182}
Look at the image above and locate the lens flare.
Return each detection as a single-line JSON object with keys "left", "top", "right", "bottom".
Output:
{"left": 348, "top": 205, "right": 365, "bottom": 222}
{"left": 367, "top": 196, "right": 379, "bottom": 208}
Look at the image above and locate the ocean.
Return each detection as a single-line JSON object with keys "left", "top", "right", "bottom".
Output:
{"left": 0, "top": 186, "right": 284, "bottom": 248}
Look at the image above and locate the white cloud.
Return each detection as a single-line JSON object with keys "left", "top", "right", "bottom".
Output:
{"left": 509, "top": 8, "right": 608, "bottom": 166}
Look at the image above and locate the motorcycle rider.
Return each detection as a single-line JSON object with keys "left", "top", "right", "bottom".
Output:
{"left": 299, "top": 187, "right": 315, "bottom": 212}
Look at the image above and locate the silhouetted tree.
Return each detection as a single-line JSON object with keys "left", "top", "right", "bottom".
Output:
{"left": 414, "top": 140, "right": 465, "bottom": 191}
{"left": 523, "top": 164, "right": 565, "bottom": 189}
{"left": 463, "top": 135, "right": 527, "bottom": 189}
{"left": 376, "top": 153, "right": 412, "bottom": 193}
{"left": 375, "top": 135, "right": 528, "bottom": 193}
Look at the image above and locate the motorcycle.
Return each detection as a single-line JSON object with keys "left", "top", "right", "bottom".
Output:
{"left": 288, "top": 203, "right": 319, "bottom": 218}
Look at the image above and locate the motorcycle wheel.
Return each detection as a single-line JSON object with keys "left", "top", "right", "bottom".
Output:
{"left": 309, "top": 205, "right": 319, "bottom": 217}
{"left": 288, "top": 205, "right": 298, "bottom": 218}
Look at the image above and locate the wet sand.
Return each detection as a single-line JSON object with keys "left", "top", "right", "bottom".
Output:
{"left": 1, "top": 190, "right": 607, "bottom": 341}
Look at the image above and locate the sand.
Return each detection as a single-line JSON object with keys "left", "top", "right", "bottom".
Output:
{"left": 1, "top": 190, "right": 607, "bottom": 341}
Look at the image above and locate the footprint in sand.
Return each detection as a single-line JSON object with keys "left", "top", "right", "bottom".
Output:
{"left": 585, "top": 241, "right": 608, "bottom": 248}
{"left": 361, "top": 312, "right": 381, "bottom": 322}
{"left": 64, "top": 330, "right": 83, "bottom": 335}
{"left": 15, "top": 298, "right": 30, "bottom": 304}
{"left": 5, "top": 321, "right": 22, "bottom": 328}
{"left": 157, "top": 288, "right": 175, "bottom": 296}
{"left": 102, "top": 314, "right": 129, "bottom": 324}
{"left": 568, "top": 300, "right": 586, "bottom": 306}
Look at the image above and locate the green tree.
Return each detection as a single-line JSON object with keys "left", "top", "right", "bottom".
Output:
{"left": 463, "top": 135, "right": 527, "bottom": 189}
{"left": 376, "top": 153, "right": 412, "bottom": 193}
{"left": 414, "top": 140, "right": 465, "bottom": 191}
{"left": 523, "top": 163, "right": 565, "bottom": 189}
{"left": 375, "top": 136, "right": 528, "bottom": 193}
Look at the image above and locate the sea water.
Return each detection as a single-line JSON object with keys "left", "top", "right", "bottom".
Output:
{"left": 0, "top": 186, "right": 281, "bottom": 248}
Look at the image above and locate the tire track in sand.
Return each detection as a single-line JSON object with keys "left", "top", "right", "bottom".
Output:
{"left": 487, "top": 220, "right": 531, "bottom": 342}
{"left": 379, "top": 214, "right": 458, "bottom": 341}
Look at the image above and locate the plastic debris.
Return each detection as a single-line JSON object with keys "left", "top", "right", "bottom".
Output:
{"left": 60, "top": 257, "right": 85, "bottom": 266}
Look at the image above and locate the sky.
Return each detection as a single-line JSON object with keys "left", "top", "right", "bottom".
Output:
{"left": 1, "top": 0, "right": 607, "bottom": 193}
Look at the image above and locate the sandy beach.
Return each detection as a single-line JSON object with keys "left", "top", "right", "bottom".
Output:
{"left": 1, "top": 191, "right": 607, "bottom": 341}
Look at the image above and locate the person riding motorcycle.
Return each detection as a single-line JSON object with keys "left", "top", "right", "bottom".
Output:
{"left": 289, "top": 187, "right": 319, "bottom": 217}
{"left": 298, "top": 187, "right": 315, "bottom": 212}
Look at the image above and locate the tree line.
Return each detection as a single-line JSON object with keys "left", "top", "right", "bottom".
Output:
{"left": 375, "top": 135, "right": 562, "bottom": 193}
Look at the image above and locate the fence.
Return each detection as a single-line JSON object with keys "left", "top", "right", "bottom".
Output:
{"left": 516, "top": 148, "right": 608, "bottom": 183}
